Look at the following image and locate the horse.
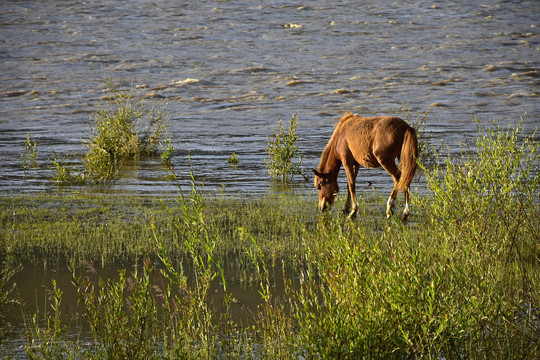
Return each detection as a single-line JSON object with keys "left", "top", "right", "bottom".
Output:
{"left": 312, "top": 112, "right": 418, "bottom": 220}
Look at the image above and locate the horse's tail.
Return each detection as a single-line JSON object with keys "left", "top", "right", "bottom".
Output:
{"left": 398, "top": 126, "right": 419, "bottom": 192}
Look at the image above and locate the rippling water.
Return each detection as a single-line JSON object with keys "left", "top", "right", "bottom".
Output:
{"left": 1, "top": 0, "right": 539, "bottom": 196}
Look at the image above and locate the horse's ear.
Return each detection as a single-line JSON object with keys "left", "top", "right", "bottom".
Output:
{"left": 312, "top": 169, "right": 329, "bottom": 179}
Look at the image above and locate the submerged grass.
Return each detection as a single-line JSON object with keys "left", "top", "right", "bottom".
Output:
{"left": 1, "top": 119, "right": 539, "bottom": 359}
{"left": 0, "top": 191, "right": 317, "bottom": 264}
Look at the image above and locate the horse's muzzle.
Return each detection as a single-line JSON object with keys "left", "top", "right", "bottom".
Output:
{"left": 318, "top": 199, "right": 330, "bottom": 212}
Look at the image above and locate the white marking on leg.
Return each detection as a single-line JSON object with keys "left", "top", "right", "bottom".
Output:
{"left": 403, "top": 201, "right": 410, "bottom": 217}
{"left": 386, "top": 197, "right": 395, "bottom": 218}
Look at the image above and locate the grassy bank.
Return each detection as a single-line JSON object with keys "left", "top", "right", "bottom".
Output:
{"left": 1, "top": 120, "right": 539, "bottom": 359}
{"left": 0, "top": 190, "right": 320, "bottom": 264}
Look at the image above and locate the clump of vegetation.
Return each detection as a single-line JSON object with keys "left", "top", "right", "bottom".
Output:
{"left": 49, "top": 155, "right": 85, "bottom": 185}
{"left": 69, "top": 260, "right": 162, "bottom": 360}
{"left": 24, "top": 135, "right": 39, "bottom": 167}
{"left": 83, "top": 86, "right": 169, "bottom": 183}
{"left": 21, "top": 134, "right": 39, "bottom": 178}
{"left": 49, "top": 83, "right": 170, "bottom": 184}
{"left": 227, "top": 152, "right": 239, "bottom": 166}
{"left": 160, "top": 139, "right": 174, "bottom": 169}
{"left": 265, "top": 114, "right": 304, "bottom": 182}
{"left": 25, "top": 279, "right": 72, "bottom": 359}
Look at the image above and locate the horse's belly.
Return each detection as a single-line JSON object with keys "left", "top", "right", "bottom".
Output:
{"left": 358, "top": 153, "right": 380, "bottom": 168}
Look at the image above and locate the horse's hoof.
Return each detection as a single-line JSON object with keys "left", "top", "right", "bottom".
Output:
{"left": 401, "top": 212, "right": 410, "bottom": 222}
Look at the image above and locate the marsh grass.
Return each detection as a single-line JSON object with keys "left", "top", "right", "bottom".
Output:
{"left": 83, "top": 86, "right": 169, "bottom": 184}
{"left": 2, "top": 120, "right": 539, "bottom": 358}
{"left": 0, "top": 190, "right": 315, "bottom": 265}
{"left": 48, "top": 83, "right": 170, "bottom": 185}
{"left": 265, "top": 114, "right": 305, "bottom": 183}
{"left": 21, "top": 134, "right": 39, "bottom": 173}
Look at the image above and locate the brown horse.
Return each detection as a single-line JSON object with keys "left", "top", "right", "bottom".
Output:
{"left": 313, "top": 112, "right": 418, "bottom": 220}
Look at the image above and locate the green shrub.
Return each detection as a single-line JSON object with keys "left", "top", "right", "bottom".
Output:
{"left": 265, "top": 114, "right": 304, "bottom": 182}
{"left": 419, "top": 118, "right": 539, "bottom": 251}
{"left": 84, "top": 86, "right": 170, "bottom": 183}
{"left": 72, "top": 261, "right": 159, "bottom": 360}
{"left": 227, "top": 152, "right": 239, "bottom": 166}
{"left": 415, "top": 118, "right": 540, "bottom": 357}
{"left": 46, "top": 83, "right": 170, "bottom": 185}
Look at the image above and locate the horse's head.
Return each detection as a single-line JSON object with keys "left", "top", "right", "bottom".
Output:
{"left": 312, "top": 169, "right": 339, "bottom": 212}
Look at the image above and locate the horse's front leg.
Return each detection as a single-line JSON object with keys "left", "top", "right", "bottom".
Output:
{"left": 344, "top": 162, "right": 359, "bottom": 219}
{"left": 347, "top": 182, "right": 358, "bottom": 219}
{"left": 343, "top": 191, "right": 352, "bottom": 215}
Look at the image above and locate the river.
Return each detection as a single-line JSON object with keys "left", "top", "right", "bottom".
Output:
{"left": 1, "top": 0, "right": 539, "bottom": 195}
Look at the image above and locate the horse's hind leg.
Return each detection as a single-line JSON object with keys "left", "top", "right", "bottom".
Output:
{"left": 376, "top": 157, "right": 401, "bottom": 218}
{"left": 402, "top": 188, "right": 411, "bottom": 221}
{"left": 386, "top": 185, "right": 399, "bottom": 218}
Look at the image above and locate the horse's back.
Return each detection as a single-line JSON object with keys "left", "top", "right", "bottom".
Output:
{"left": 339, "top": 115, "right": 410, "bottom": 167}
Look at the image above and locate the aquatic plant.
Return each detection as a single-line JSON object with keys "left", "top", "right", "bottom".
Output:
{"left": 24, "top": 279, "right": 74, "bottom": 359}
{"left": 71, "top": 260, "right": 160, "bottom": 360}
{"left": 47, "top": 82, "right": 170, "bottom": 185}
{"left": 84, "top": 85, "right": 170, "bottom": 184}
{"left": 227, "top": 152, "right": 239, "bottom": 166}
{"left": 160, "top": 138, "right": 174, "bottom": 170}
{"left": 265, "top": 114, "right": 304, "bottom": 182}
{"left": 21, "top": 134, "right": 39, "bottom": 170}
{"left": 49, "top": 155, "right": 85, "bottom": 185}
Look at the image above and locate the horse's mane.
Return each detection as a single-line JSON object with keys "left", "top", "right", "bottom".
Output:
{"left": 318, "top": 112, "right": 356, "bottom": 171}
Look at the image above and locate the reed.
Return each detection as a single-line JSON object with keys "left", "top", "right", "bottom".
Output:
{"left": 265, "top": 114, "right": 305, "bottom": 182}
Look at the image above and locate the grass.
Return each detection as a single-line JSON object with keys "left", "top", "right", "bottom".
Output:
{"left": 0, "top": 119, "right": 539, "bottom": 359}
{"left": 0, "top": 191, "right": 316, "bottom": 264}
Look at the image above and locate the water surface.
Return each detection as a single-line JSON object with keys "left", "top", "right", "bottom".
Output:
{"left": 1, "top": 0, "right": 538, "bottom": 196}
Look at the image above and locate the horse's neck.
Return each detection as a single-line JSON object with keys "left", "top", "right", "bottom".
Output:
{"left": 319, "top": 139, "right": 341, "bottom": 176}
